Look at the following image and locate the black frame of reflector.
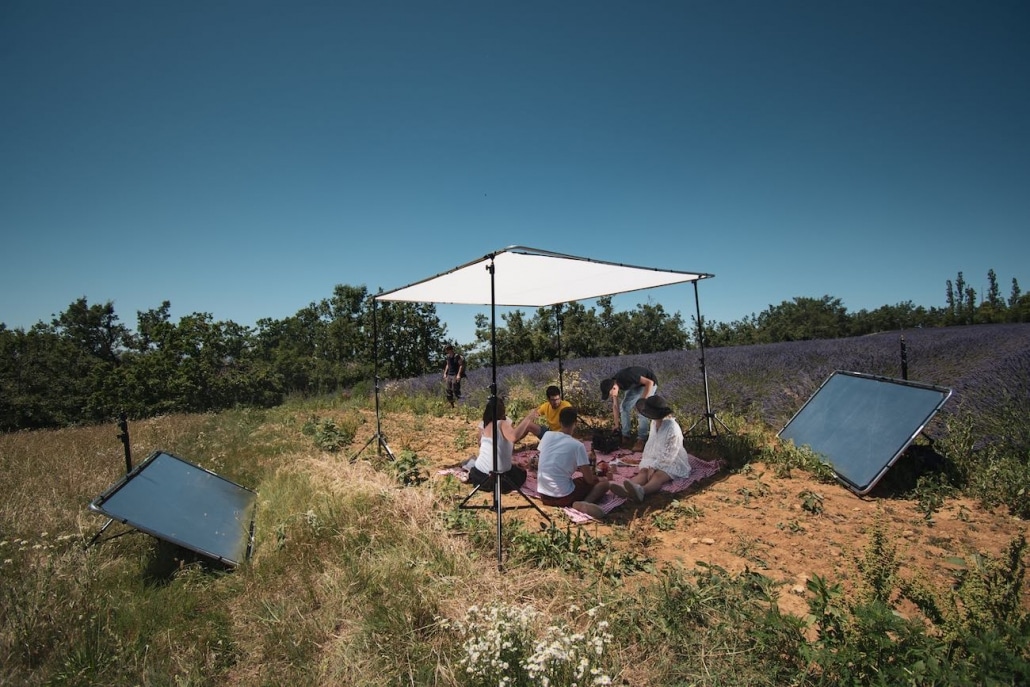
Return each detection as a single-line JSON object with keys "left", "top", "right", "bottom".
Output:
{"left": 778, "top": 371, "right": 952, "bottom": 495}
{"left": 89, "top": 450, "right": 257, "bottom": 567}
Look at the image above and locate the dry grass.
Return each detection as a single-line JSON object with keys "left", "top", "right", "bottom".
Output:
{"left": 2, "top": 401, "right": 1026, "bottom": 686}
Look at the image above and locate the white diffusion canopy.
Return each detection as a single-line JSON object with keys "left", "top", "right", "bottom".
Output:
{"left": 375, "top": 246, "right": 713, "bottom": 306}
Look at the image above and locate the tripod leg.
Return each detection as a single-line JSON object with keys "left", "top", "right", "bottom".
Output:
{"left": 459, "top": 477, "right": 491, "bottom": 509}
{"left": 512, "top": 485, "right": 552, "bottom": 522}
{"left": 376, "top": 434, "right": 396, "bottom": 461}
{"left": 687, "top": 412, "right": 730, "bottom": 437}
{"left": 498, "top": 473, "right": 552, "bottom": 523}
{"left": 349, "top": 433, "right": 378, "bottom": 463}
{"left": 686, "top": 414, "right": 709, "bottom": 435}
{"left": 86, "top": 518, "right": 115, "bottom": 549}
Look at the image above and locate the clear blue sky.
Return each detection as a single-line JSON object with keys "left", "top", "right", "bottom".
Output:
{"left": 3, "top": 1, "right": 1028, "bottom": 347}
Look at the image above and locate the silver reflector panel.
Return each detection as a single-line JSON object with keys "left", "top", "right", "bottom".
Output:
{"left": 778, "top": 371, "right": 951, "bottom": 495}
{"left": 90, "top": 450, "right": 256, "bottom": 566}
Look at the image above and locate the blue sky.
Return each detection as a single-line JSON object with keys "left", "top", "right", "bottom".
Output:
{"left": 3, "top": 1, "right": 1028, "bottom": 347}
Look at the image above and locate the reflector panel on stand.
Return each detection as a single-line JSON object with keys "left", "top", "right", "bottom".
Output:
{"left": 778, "top": 371, "right": 951, "bottom": 495}
{"left": 90, "top": 450, "right": 256, "bottom": 566}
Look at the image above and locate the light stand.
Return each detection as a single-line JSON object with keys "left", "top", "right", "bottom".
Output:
{"left": 900, "top": 335, "right": 908, "bottom": 380}
{"left": 457, "top": 255, "right": 550, "bottom": 570}
{"left": 687, "top": 280, "right": 730, "bottom": 436}
{"left": 351, "top": 297, "right": 396, "bottom": 462}
{"left": 87, "top": 413, "right": 136, "bottom": 548}
{"left": 555, "top": 303, "right": 565, "bottom": 397}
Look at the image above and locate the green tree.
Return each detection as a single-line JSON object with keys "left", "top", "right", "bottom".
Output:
{"left": 498, "top": 310, "right": 536, "bottom": 365}
{"left": 945, "top": 279, "right": 957, "bottom": 325}
{"left": 51, "top": 297, "right": 129, "bottom": 364}
{"left": 376, "top": 299, "right": 447, "bottom": 379}
{"left": 120, "top": 310, "right": 275, "bottom": 415}
{"left": 626, "top": 301, "right": 688, "bottom": 353}
{"left": 1008, "top": 278, "right": 1022, "bottom": 309}
{"left": 49, "top": 298, "right": 132, "bottom": 422}
{"left": 756, "top": 296, "right": 849, "bottom": 342}
{"left": 704, "top": 313, "right": 760, "bottom": 347}
{"left": 598, "top": 296, "right": 630, "bottom": 355}
{"left": 254, "top": 308, "right": 324, "bottom": 395}
{"left": 0, "top": 324, "right": 86, "bottom": 430}
{"left": 849, "top": 302, "right": 935, "bottom": 335}
{"left": 977, "top": 269, "right": 1005, "bottom": 324}
{"left": 557, "top": 301, "right": 607, "bottom": 360}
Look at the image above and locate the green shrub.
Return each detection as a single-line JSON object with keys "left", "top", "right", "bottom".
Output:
{"left": 301, "top": 414, "right": 360, "bottom": 452}
{"left": 388, "top": 450, "right": 429, "bottom": 487}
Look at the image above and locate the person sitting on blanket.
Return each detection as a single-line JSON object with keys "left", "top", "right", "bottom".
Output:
{"left": 610, "top": 395, "right": 692, "bottom": 504}
{"left": 535, "top": 407, "right": 610, "bottom": 520}
{"left": 468, "top": 397, "right": 538, "bottom": 493}
{"left": 522, "top": 385, "right": 572, "bottom": 439}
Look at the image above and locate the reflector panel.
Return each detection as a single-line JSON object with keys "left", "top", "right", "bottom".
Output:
{"left": 778, "top": 371, "right": 951, "bottom": 495}
{"left": 90, "top": 450, "right": 256, "bottom": 566}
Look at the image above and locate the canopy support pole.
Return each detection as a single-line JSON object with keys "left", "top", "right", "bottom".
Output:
{"left": 687, "top": 280, "right": 730, "bottom": 436}
{"left": 351, "top": 297, "right": 395, "bottom": 462}
{"left": 456, "top": 255, "right": 550, "bottom": 570}
{"left": 555, "top": 304, "right": 565, "bottom": 397}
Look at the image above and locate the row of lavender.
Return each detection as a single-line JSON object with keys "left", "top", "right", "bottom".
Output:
{"left": 390, "top": 324, "right": 1030, "bottom": 436}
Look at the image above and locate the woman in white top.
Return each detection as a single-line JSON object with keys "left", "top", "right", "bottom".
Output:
{"left": 468, "top": 397, "right": 536, "bottom": 493}
{"left": 610, "top": 395, "right": 692, "bottom": 503}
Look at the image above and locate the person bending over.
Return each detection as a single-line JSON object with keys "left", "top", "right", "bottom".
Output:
{"left": 536, "top": 407, "right": 610, "bottom": 520}
{"left": 610, "top": 395, "right": 692, "bottom": 504}
{"left": 523, "top": 385, "right": 572, "bottom": 439}
{"left": 599, "top": 366, "right": 657, "bottom": 452}
{"left": 468, "top": 398, "right": 537, "bottom": 493}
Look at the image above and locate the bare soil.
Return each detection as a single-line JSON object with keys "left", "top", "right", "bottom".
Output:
{"left": 356, "top": 409, "right": 1028, "bottom": 619}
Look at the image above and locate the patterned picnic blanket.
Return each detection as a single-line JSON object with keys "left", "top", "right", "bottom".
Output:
{"left": 437, "top": 439, "right": 722, "bottom": 523}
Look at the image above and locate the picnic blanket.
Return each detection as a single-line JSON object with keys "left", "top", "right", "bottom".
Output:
{"left": 438, "top": 440, "right": 722, "bottom": 523}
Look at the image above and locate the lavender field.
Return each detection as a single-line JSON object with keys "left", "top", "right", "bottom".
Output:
{"left": 396, "top": 324, "right": 1028, "bottom": 430}
{"left": 389, "top": 324, "right": 1030, "bottom": 514}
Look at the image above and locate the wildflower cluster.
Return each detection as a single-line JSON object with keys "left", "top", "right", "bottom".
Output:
{"left": 450, "top": 602, "right": 614, "bottom": 687}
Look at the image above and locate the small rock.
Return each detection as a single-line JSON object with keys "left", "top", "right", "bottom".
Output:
{"left": 701, "top": 537, "right": 716, "bottom": 545}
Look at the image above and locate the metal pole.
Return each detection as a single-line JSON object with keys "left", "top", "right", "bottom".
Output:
{"left": 555, "top": 303, "right": 564, "bottom": 397}
{"left": 118, "top": 412, "right": 132, "bottom": 473}
{"left": 373, "top": 298, "right": 383, "bottom": 454}
{"left": 900, "top": 335, "right": 908, "bottom": 381}
{"left": 487, "top": 257, "right": 503, "bottom": 569}
{"left": 694, "top": 280, "right": 715, "bottom": 435}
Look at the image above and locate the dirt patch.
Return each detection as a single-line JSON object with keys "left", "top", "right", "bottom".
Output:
{"left": 349, "top": 408, "right": 1028, "bottom": 618}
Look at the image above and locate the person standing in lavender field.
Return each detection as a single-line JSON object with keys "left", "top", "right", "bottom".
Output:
{"left": 442, "top": 345, "right": 465, "bottom": 407}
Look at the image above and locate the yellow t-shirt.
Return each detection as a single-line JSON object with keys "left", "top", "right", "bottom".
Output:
{"left": 536, "top": 399, "right": 572, "bottom": 431}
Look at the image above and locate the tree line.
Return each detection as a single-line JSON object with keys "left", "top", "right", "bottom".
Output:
{"left": 2, "top": 270, "right": 1027, "bottom": 431}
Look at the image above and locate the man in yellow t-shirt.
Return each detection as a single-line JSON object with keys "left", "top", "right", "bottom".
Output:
{"left": 525, "top": 385, "right": 572, "bottom": 439}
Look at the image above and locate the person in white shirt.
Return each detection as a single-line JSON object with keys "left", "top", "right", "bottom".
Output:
{"left": 536, "top": 407, "right": 610, "bottom": 519}
{"left": 610, "top": 395, "right": 692, "bottom": 504}
{"left": 468, "top": 397, "right": 537, "bottom": 493}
